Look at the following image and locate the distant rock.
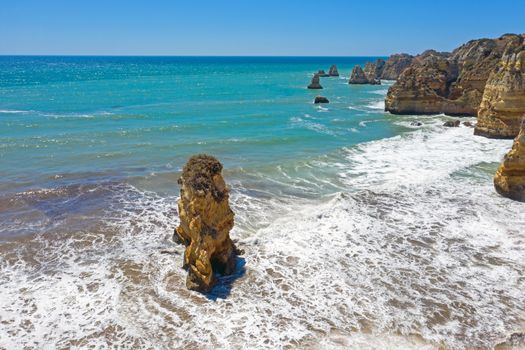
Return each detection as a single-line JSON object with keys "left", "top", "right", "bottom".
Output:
{"left": 410, "top": 121, "right": 422, "bottom": 126}
{"left": 308, "top": 73, "right": 323, "bottom": 89}
{"left": 349, "top": 65, "right": 380, "bottom": 85}
{"left": 494, "top": 115, "right": 525, "bottom": 201}
{"left": 364, "top": 59, "right": 385, "bottom": 82}
{"left": 443, "top": 120, "right": 461, "bottom": 127}
{"left": 328, "top": 65, "right": 339, "bottom": 76}
{"left": 381, "top": 54, "right": 414, "bottom": 80}
{"left": 314, "top": 96, "right": 329, "bottom": 104}
{"left": 317, "top": 70, "right": 329, "bottom": 77}
{"left": 174, "top": 154, "right": 240, "bottom": 293}
{"left": 463, "top": 121, "right": 475, "bottom": 127}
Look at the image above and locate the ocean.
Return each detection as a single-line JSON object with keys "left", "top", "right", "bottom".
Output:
{"left": 0, "top": 56, "right": 523, "bottom": 349}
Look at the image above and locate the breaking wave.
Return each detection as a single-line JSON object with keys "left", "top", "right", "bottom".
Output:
{"left": 1, "top": 115, "right": 523, "bottom": 349}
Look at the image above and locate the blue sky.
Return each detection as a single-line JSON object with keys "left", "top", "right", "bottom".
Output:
{"left": 1, "top": 0, "right": 524, "bottom": 56}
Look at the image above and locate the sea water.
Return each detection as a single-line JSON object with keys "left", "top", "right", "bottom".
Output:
{"left": 0, "top": 56, "right": 523, "bottom": 349}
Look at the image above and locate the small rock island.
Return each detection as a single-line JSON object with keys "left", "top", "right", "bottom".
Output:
{"left": 349, "top": 65, "right": 379, "bottom": 85}
{"left": 307, "top": 73, "right": 323, "bottom": 89}
{"left": 174, "top": 154, "right": 239, "bottom": 293}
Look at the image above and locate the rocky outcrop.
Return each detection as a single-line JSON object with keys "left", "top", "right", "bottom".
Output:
{"left": 349, "top": 65, "right": 380, "bottom": 85}
{"left": 443, "top": 120, "right": 460, "bottom": 127}
{"left": 308, "top": 73, "right": 323, "bottom": 89}
{"left": 475, "top": 41, "right": 525, "bottom": 138}
{"left": 385, "top": 51, "right": 466, "bottom": 115}
{"left": 385, "top": 34, "right": 525, "bottom": 118}
{"left": 314, "top": 96, "right": 329, "bottom": 104}
{"left": 364, "top": 59, "right": 385, "bottom": 82}
{"left": 317, "top": 70, "right": 329, "bottom": 77}
{"left": 329, "top": 65, "right": 339, "bottom": 77}
{"left": 494, "top": 115, "right": 525, "bottom": 201}
{"left": 381, "top": 54, "right": 414, "bottom": 80}
{"left": 174, "top": 154, "right": 238, "bottom": 293}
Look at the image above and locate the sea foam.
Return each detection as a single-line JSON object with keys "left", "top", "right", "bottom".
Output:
{"left": 1, "top": 116, "right": 523, "bottom": 349}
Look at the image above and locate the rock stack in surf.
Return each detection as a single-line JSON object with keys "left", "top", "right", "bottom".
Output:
{"left": 328, "top": 65, "right": 339, "bottom": 77}
{"left": 308, "top": 73, "right": 323, "bottom": 89}
{"left": 349, "top": 65, "right": 379, "bottom": 85}
{"left": 494, "top": 115, "right": 525, "bottom": 201}
{"left": 174, "top": 154, "right": 239, "bottom": 293}
{"left": 314, "top": 96, "right": 329, "bottom": 104}
{"left": 364, "top": 59, "right": 385, "bottom": 82}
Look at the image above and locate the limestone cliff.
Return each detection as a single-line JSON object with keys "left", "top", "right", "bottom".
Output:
{"left": 364, "top": 59, "right": 385, "bottom": 82}
{"left": 494, "top": 115, "right": 525, "bottom": 201}
{"left": 476, "top": 40, "right": 525, "bottom": 138}
{"left": 385, "top": 34, "right": 525, "bottom": 117}
{"left": 349, "top": 65, "right": 379, "bottom": 85}
{"left": 381, "top": 54, "right": 414, "bottom": 80}
{"left": 174, "top": 154, "right": 238, "bottom": 293}
{"left": 384, "top": 51, "right": 474, "bottom": 115}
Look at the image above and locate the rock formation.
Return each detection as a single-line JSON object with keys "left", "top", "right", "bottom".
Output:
{"left": 317, "top": 70, "right": 329, "bottom": 77}
{"left": 475, "top": 42, "right": 525, "bottom": 138}
{"left": 329, "top": 65, "right": 339, "bottom": 76}
{"left": 381, "top": 54, "right": 414, "bottom": 80}
{"left": 385, "top": 34, "right": 525, "bottom": 118}
{"left": 308, "top": 73, "right": 323, "bottom": 89}
{"left": 494, "top": 115, "right": 525, "bottom": 201}
{"left": 174, "top": 154, "right": 238, "bottom": 293}
{"left": 443, "top": 120, "right": 460, "bottom": 127}
{"left": 314, "top": 96, "right": 329, "bottom": 104}
{"left": 349, "top": 65, "right": 379, "bottom": 85}
{"left": 364, "top": 59, "right": 385, "bottom": 82}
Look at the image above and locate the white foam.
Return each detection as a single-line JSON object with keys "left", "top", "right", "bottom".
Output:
{"left": 342, "top": 122, "right": 512, "bottom": 189}
{"left": 290, "top": 116, "right": 338, "bottom": 136}
{"left": 0, "top": 109, "right": 31, "bottom": 114}
{"left": 366, "top": 100, "right": 385, "bottom": 110}
{"left": 370, "top": 88, "right": 389, "bottom": 95}
{"left": 1, "top": 116, "right": 524, "bottom": 349}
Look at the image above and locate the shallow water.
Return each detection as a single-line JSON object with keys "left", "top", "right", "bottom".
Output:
{"left": 0, "top": 57, "right": 524, "bottom": 349}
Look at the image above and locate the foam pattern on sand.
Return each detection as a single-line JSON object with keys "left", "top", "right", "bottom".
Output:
{"left": 1, "top": 117, "right": 524, "bottom": 349}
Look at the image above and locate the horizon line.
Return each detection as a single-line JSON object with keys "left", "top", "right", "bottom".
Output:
{"left": 0, "top": 54, "right": 394, "bottom": 58}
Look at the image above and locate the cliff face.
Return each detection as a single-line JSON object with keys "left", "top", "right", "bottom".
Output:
{"left": 381, "top": 54, "right": 414, "bottom": 80}
{"left": 494, "top": 115, "right": 525, "bottom": 201}
{"left": 364, "top": 59, "right": 385, "bottom": 81}
{"left": 174, "top": 154, "right": 238, "bottom": 293}
{"left": 476, "top": 40, "right": 525, "bottom": 138}
{"left": 349, "top": 65, "right": 380, "bottom": 85}
{"left": 384, "top": 51, "right": 476, "bottom": 115}
{"left": 385, "top": 34, "right": 524, "bottom": 118}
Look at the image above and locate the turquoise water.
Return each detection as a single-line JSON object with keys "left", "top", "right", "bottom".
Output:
{"left": 0, "top": 56, "right": 395, "bottom": 193}
{"left": 1, "top": 57, "right": 524, "bottom": 349}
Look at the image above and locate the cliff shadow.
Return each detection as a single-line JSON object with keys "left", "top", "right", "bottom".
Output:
{"left": 206, "top": 256, "right": 246, "bottom": 301}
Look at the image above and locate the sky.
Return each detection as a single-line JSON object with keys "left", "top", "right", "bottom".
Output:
{"left": 1, "top": 0, "right": 524, "bottom": 56}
